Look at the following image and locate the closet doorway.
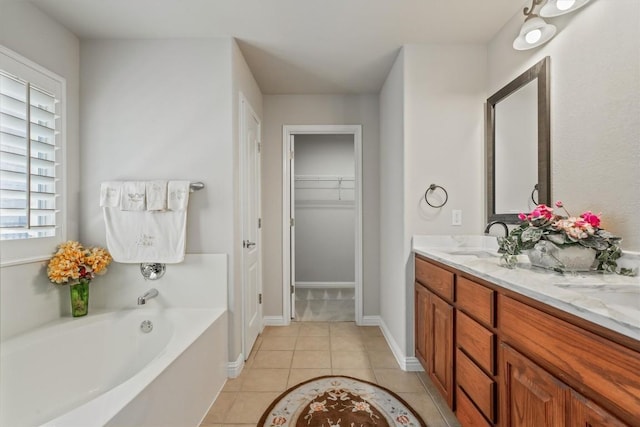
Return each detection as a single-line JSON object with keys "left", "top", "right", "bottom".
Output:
{"left": 282, "top": 125, "right": 362, "bottom": 324}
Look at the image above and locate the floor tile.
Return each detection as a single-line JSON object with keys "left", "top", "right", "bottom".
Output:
{"left": 287, "top": 368, "right": 332, "bottom": 387}
{"left": 298, "top": 322, "right": 330, "bottom": 336}
{"left": 331, "top": 334, "right": 366, "bottom": 351}
{"left": 295, "top": 335, "right": 330, "bottom": 351}
{"left": 240, "top": 368, "right": 289, "bottom": 392}
{"left": 201, "top": 391, "right": 237, "bottom": 424}
{"left": 259, "top": 335, "right": 297, "bottom": 350}
{"left": 398, "top": 392, "right": 457, "bottom": 427}
{"left": 291, "top": 350, "right": 331, "bottom": 368}
{"left": 368, "top": 349, "right": 400, "bottom": 369}
{"left": 223, "top": 391, "right": 280, "bottom": 424}
{"left": 221, "top": 376, "right": 243, "bottom": 392}
{"left": 262, "top": 324, "right": 301, "bottom": 336}
{"left": 252, "top": 350, "right": 293, "bottom": 369}
{"left": 329, "top": 322, "right": 361, "bottom": 336}
{"left": 331, "top": 350, "right": 371, "bottom": 369}
{"left": 374, "top": 369, "right": 425, "bottom": 392}
{"left": 364, "top": 336, "right": 390, "bottom": 351}
{"left": 359, "top": 326, "right": 383, "bottom": 337}
{"left": 332, "top": 368, "right": 377, "bottom": 383}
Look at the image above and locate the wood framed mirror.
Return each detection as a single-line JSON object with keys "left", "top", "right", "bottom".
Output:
{"left": 486, "top": 56, "right": 550, "bottom": 224}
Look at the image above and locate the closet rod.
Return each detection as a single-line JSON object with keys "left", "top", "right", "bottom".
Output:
{"left": 294, "top": 176, "right": 355, "bottom": 182}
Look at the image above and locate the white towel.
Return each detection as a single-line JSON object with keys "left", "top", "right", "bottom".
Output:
{"left": 103, "top": 208, "right": 187, "bottom": 263}
{"left": 146, "top": 180, "right": 167, "bottom": 211}
{"left": 168, "top": 180, "right": 190, "bottom": 211}
{"left": 100, "top": 181, "right": 122, "bottom": 207}
{"left": 120, "top": 181, "right": 146, "bottom": 211}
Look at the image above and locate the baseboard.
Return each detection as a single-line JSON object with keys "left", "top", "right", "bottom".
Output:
{"left": 359, "top": 315, "right": 381, "bottom": 326}
{"left": 263, "top": 315, "right": 288, "bottom": 326}
{"left": 377, "top": 317, "right": 425, "bottom": 372}
{"left": 227, "top": 353, "right": 244, "bottom": 378}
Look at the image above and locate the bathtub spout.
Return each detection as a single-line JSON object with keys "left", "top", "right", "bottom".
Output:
{"left": 138, "top": 288, "right": 159, "bottom": 305}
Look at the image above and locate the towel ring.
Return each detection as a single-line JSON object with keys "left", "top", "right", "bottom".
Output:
{"left": 531, "top": 184, "right": 539, "bottom": 205}
{"left": 424, "top": 184, "right": 448, "bottom": 208}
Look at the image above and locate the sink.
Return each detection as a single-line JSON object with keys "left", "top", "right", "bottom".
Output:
{"left": 441, "top": 249, "right": 499, "bottom": 259}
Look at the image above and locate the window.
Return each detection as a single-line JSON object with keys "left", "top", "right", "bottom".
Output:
{"left": 0, "top": 46, "right": 65, "bottom": 265}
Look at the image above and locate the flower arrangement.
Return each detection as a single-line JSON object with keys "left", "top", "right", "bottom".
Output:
{"left": 47, "top": 240, "right": 112, "bottom": 285}
{"left": 497, "top": 201, "right": 630, "bottom": 274}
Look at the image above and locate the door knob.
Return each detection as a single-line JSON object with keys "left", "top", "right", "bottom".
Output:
{"left": 243, "top": 240, "right": 256, "bottom": 248}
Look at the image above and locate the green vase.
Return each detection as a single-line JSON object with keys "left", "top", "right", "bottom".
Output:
{"left": 70, "top": 278, "right": 90, "bottom": 317}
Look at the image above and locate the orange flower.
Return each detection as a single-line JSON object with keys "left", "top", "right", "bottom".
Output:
{"left": 47, "top": 241, "right": 112, "bottom": 285}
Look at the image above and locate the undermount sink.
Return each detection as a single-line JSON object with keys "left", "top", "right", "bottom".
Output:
{"left": 439, "top": 249, "right": 499, "bottom": 259}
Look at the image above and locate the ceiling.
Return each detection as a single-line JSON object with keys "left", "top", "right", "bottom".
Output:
{"left": 29, "top": 0, "right": 524, "bottom": 94}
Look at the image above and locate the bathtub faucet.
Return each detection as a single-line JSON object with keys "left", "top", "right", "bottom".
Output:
{"left": 137, "top": 288, "right": 159, "bottom": 305}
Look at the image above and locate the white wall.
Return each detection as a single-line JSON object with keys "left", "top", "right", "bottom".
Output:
{"left": 262, "top": 94, "right": 380, "bottom": 319}
{"left": 0, "top": 1, "right": 80, "bottom": 339}
{"left": 379, "top": 45, "right": 487, "bottom": 364}
{"left": 379, "top": 49, "right": 406, "bottom": 354}
{"left": 80, "top": 38, "right": 263, "bottom": 365}
{"left": 295, "top": 134, "right": 355, "bottom": 283}
{"left": 488, "top": 0, "right": 640, "bottom": 250}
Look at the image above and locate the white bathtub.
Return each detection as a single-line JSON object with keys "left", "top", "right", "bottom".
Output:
{"left": 0, "top": 308, "right": 228, "bottom": 427}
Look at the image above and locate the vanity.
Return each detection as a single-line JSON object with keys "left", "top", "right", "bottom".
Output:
{"left": 413, "top": 235, "right": 640, "bottom": 427}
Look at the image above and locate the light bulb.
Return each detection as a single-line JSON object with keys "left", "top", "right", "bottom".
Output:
{"left": 525, "top": 29, "right": 542, "bottom": 44}
{"left": 556, "top": 0, "right": 576, "bottom": 11}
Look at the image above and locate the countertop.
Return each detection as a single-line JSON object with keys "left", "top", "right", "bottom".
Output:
{"left": 413, "top": 235, "right": 640, "bottom": 342}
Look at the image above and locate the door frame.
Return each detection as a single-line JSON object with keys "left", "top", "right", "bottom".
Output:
{"left": 282, "top": 124, "right": 363, "bottom": 325}
{"left": 240, "top": 92, "right": 262, "bottom": 360}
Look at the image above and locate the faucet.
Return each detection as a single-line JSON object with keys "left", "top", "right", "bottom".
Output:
{"left": 137, "top": 288, "right": 159, "bottom": 305}
{"left": 484, "top": 221, "right": 509, "bottom": 237}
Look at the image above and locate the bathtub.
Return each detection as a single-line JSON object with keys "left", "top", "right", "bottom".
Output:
{"left": 0, "top": 308, "right": 228, "bottom": 427}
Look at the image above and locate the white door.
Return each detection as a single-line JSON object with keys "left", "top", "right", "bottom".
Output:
{"left": 241, "top": 96, "right": 262, "bottom": 358}
{"left": 289, "top": 135, "right": 296, "bottom": 319}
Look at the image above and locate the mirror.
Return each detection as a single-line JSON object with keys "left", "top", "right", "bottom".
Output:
{"left": 486, "top": 56, "right": 550, "bottom": 223}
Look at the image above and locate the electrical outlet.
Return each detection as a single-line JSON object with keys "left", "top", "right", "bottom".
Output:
{"left": 452, "top": 209, "right": 462, "bottom": 226}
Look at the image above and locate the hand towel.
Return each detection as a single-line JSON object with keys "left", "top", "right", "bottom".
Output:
{"left": 168, "top": 180, "right": 190, "bottom": 211}
{"left": 100, "top": 181, "right": 122, "bottom": 207}
{"left": 146, "top": 180, "right": 167, "bottom": 211}
{"left": 120, "top": 181, "right": 146, "bottom": 211}
{"left": 102, "top": 208, "right": 187, "bottom": 263}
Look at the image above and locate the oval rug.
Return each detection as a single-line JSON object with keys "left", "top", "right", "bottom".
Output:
{"left": 258, "top": 375, "right": 427, "bottom": 427}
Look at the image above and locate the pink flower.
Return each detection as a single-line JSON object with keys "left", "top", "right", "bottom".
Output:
{"left": 518, "top": 213, "right": 527, "bottom": 221}
{"left": 555, "top": 200, "right": 564, "bottom": 208}
{"left": 581, "top": 211, "right": 601, "bottom": 228}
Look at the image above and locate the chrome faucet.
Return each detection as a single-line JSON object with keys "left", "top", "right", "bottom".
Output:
{"left": 137, "top": 288, "right": 159, "bottom": 305}
{"left": 484, "top": 221, "right": 509, "bottom": 236}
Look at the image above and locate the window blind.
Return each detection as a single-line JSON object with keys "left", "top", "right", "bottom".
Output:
{"left": 0, "top": 71, "right": 59, "bottom": 240}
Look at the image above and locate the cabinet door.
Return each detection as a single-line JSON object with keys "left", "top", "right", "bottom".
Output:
{"left": 569, "top": 390, "right": 627, "bottom": 427}
{"left": 501, "top": 343, "right": 566, "bottom": 427}
{"left": 428, "top": 291, "right": 454, "bottom": 408}
{"left": 415, "top": 283, "right": 430, "bottom": 368}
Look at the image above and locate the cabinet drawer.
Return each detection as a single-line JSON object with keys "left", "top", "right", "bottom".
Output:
{"left": 415, "top": 257, "right": 454, "bottom": 302}
{"left": 456, "top": 386, "right": 492, "bottom": 427}
{"left": 457, "top": 348, "right": 496, "bottom": 422}
{"left": 457, "top": 311, "right": 495, "bottom": 374}
{"left": 499, "top": 295, "right": 640, "bottom": 424}
{"left": 457, "top": 276, "right": 495, "bottom": 326}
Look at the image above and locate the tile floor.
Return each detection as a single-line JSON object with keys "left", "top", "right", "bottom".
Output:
{"left": 200, "top": 322, "right": 459, "bottom": 427}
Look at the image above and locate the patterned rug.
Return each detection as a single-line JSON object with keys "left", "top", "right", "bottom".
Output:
{"left": 258, "top": 376, "right": 427, "bottom": 426}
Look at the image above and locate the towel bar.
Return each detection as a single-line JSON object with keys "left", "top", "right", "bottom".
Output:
{"left": 190, "top": 182, "right": 205, "bottom": 192}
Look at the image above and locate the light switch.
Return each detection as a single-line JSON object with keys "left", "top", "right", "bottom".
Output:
{"left": 452, "top": 210, "right": 462, "bottom": 226}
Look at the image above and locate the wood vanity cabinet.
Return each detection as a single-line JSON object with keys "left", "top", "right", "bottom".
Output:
{"left": 414, "top": 254, "right": 640, "bottom": 427}
{"left": 415, "top": 257, "right": 454, "bottom": 408}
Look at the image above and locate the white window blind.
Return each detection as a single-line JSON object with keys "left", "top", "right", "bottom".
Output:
{"left": 0, "top": 46, "right": 65, "bottom": 265}
{"left": 1, "top": 71, "right": 59, "bottom": 240}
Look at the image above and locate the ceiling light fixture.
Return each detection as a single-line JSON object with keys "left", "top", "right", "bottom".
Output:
{"left": 513, "top": 0, "right": 591, "bottom": 50}
{"left": 540, "top": 0, "right": 591, "bottom": 17}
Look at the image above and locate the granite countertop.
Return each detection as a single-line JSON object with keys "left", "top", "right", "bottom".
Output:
{"left": 413, "top": 235, "right": 640, "bottom": 342}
